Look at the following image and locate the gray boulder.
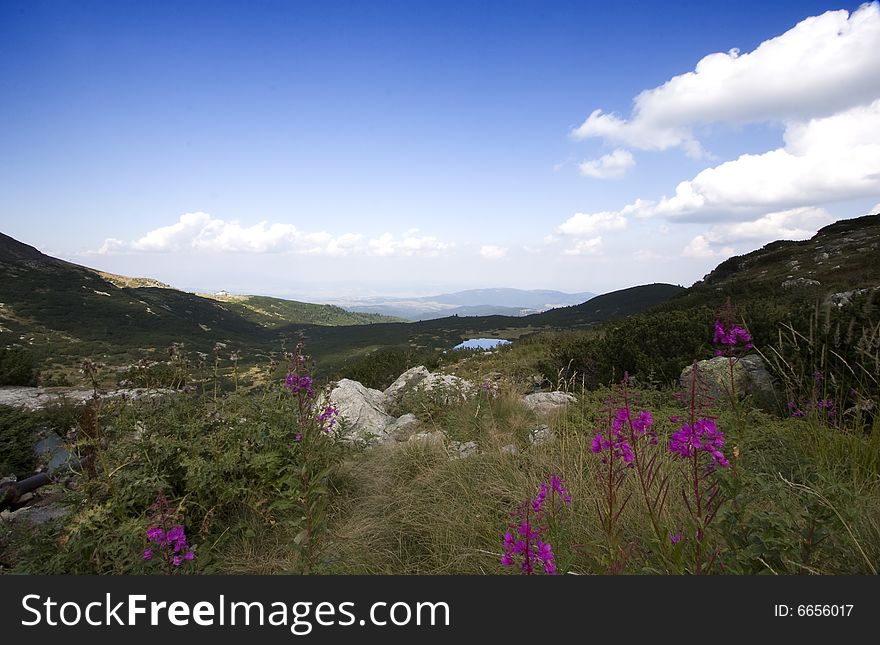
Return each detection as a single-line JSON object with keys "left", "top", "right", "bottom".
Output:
{"left": 384, "top": 366, "right": 431, "bottom": 405}
{"left": 384, "top": 413, "right": 422, "bottom": 443}
{"left": 529, "top": 424, "right": 553, "bottom": 446}
{"left": 408, "top": 431, "right": 445, "bottom": 449}
{"left": 448, "top": 440, "right": 478, "bottom": 460}
{"left": 680, "top": 354, "right": 779, "bottom": 412}
{"left": 0, "top": 386, "right": 176, "bottom": 412}
{"left": 522, "top": 391, "right": 577, "bottom": 416}
{"left": 329, "top": 379, "right": 394, "bottom": 441}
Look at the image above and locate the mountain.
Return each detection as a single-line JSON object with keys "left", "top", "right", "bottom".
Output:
{"left": 0, "top": 229, "right": 700, "bottom": 376}
{"left": 657, "top": 213, "right": 880, "bottom": 314}
{"left": 200, "top": 293, "right": 405, "bottom": 327}
{"left": 0, "top": 232, "right": 399, "bottom": 368}
{"left": 341, "top": 288, "right": 597, "bottom": 320}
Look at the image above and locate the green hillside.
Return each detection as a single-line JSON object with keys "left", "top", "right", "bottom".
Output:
{"left": 201, "top": 293, "right": 405, "bottom": 328}
{"left": 1, "top": 230, "right": 686, "bottom": 378}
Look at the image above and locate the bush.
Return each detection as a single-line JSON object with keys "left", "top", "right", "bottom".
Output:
{"left": 0, "top": 347, "right": 38, "bottom": 386}
{"left": 0, "top": 405, "right": 38, "bottom": 477}
{"left": 335, "top": 347, "right": 442, "bottom": 390}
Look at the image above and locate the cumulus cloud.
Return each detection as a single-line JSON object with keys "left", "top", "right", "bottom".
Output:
{"left": 681, "top": 236, "right": 734, "bottom": 259}
{"left": 651, "top": 100, "right": 880, "bottom": 221}
{"left": 563, "top": 237, "right": 602, "bottom": 255}
{"left": 564, "top": 100, "right": 880, "bottom": 232}
{"left": 578, "top": 148, "right": 635, "bottom": 179}
{"left": 557, "top": 210, "right": 627, "bottom": 236}
{"left": 479, "top": 245, "right": 508, "bottom": 260}
{"left": 367, "top": 232, "right": 452, "bottom": 257}
{"left": 704, "top": 207, "right": 833, "bottom": 245}
{"left": 96, "top": 212, "right": 453, "bottom": 258}
{"left": 572, "top": 3, "right": 880, "bottom": 153}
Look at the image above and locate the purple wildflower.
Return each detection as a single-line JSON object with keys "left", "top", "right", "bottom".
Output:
{"left": 143, "top": 549, "right": 153, "bottom": 560}
{"left": 285, "top": 373, "right": 315, "bottom": 398}
{"left": 713, "top": 320, "right": 753, "bottom": 356}
{"left": 550, "top": 474, "right": 572, "bottom": 504}
{"left": 669, "top": 418, "right": 729, "bottom": 468}
{"left": 532, "top": 482, "right": 549, "bottom": 513}
{"left": 317, "top": 405, "right": 340, "bottom": 432}
{"left": 501, "top": 512, "right": 557, "bottom": 575}
{"left": 670, "top": 532, "right": 682, "bottom": 545}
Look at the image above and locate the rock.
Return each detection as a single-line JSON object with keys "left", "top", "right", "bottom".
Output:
{"left": 384, "top": 368, "right": 474, "bottom": 408}
{"left": 529, "top": 424, "right": 553, "bottom": 446}
{"left": 522, "top": 391, "right": 577, "bottom": 416}
{"left": 385, "top": 413, "right": 422, "bottom": 443}
{"left": 329, "top": 379, "right": 394, "bottom": 442}
{"left": 383, "top": 366, "right": 430, "bottom": 405}
{"left": 500, "top": 444, "right": 518, "bottom": 455}
{"left": 421, "top": 373, "right": 474, "bottom": 401}
{"left": 0, "top": 386, "right": 177, "bottom": 412}
{"left": 827, "top": 286, "right": 878, "bottom": 308}
{"left": 448, "top": 440, "right": 478, "bottom": 460}
{"left": 781, "top": 278, "right": 821, "bottom": 290}
{"left": 680, "top": 354, "right": 779, "bottom": 412}
{"left": 408, "top": 431, "right": 445, "bottom": 449}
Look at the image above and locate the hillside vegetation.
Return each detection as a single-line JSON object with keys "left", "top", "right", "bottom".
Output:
{"left": 1, "top": 215, "right": 879, "bottom": 575}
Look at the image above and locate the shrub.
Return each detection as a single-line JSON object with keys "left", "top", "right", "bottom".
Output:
{"left": 0, "top": 347, "right": 38, "bottom": 386}
{"left": 0, "top": 405, "right": 38, "bottom": 477}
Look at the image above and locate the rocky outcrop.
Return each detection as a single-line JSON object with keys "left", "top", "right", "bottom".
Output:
{"left": 384, "top": 413, "right": 422, "bottom": 443}
{"left": 329, "top": 379, "right": 395, "bottom": 441}
{"left": 383, "top": 366, "right": 431, "bottom": 405}
{"left": 781, "top": 277, "right": 821, "bottom": 290}
{"left": 521, "top": 391, "right": 577, "bottom": 416}
{"left": 680, "top": 354, "right": 778, "bottom": 412}
{"left": 0, "top": 386, "right": 175, "bottom": 411}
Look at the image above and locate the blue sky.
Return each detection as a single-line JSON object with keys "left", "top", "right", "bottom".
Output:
{"left": 1, "top": 0, "right": 878, "bottom": 300}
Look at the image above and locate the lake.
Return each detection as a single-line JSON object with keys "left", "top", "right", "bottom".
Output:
{"left": 453, "top": 338, "right": 512, "bottom": 350}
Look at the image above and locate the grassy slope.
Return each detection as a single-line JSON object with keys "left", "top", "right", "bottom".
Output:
{"left": 200, "top": 293, "right": 405, "bottom": 328}
{"left": 2, "top": 230, "right": 686, "bottom": 375}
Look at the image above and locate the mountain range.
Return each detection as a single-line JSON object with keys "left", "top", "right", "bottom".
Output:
{"left": 335, "top": 288, "right": 597, "bottom": 320}
{"left": 3, "top": 212, "right": 877, "bottom": 377}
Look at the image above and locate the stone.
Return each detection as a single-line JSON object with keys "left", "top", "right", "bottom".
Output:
{"left": 781, "top": 278, "right": 821, "bottom": 290}
{"left": 680, "top": 354, "right": 779, "bottom": 412}
{"left": 408, "top": 431, "right": 445, "bottom": 449}
{"left": 448, "top": 440, "right": 478, "bottom": 460}
{"left": 383, "top": 366, "right": 430, "bottom": 405}
{"left": 420, "top": 373, "right": 474, "bottom": 401}
{"left": 500, "top": 444, "right": 518, "bottom": 455}
{"left": 529, "top": 424, "right": 553, "bottom": 446}
{"left": 385, "top": 413, "right": 422, "bottom": 443}
{"left": 329, "top": 379, "right": 394, "bottom": 442}
{"left": 522, "top": 391, "right": 577, "bottom": 416}
{"left": 0, "top": 386, "right": 177, "bottom": 412}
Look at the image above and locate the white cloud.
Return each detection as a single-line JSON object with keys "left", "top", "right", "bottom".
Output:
{"left": 479, "top": 245, "right": 508, "bottom": 260}
{"left": 705, "top": 207, "right": 833, "bottom": 245}
{"left": 572, "top": 3, "right": 880, "bottom": 153}
{"left": 866, "top": 202, "right": 880, "bottom": 215}
{"left": 563, "top": 236, "right": 602, "bottom": 255}
{"left": 96, "top": 213, "right": 453, "bottom": 258}
{"left": 557, "top": 210, "right": 627, "bottom": 236}
{"left": 681, "top": 236, "right": 734, "bottom": 259}
{"left": 651, "top": 100, "right": 880, "bottom": 221}
{"left": 367, "top": 232, "right": 452, "bottom": 257}
{"left": 578, "top": 148, "right": 635, "bottom": 179}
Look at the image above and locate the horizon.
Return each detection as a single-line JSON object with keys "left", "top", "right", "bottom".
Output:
{"left": 2, "top": 1, "right": 879, "bottom": 299}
